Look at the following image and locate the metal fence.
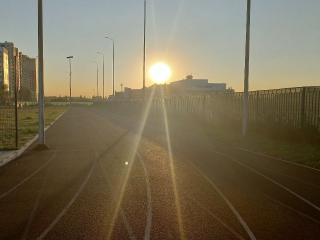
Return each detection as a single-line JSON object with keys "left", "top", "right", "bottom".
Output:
{"left": 0, "top": 102, "right": 38, "bottom": 150}
{"left": 103, "top": 86, "right": 320, "bottom": 133}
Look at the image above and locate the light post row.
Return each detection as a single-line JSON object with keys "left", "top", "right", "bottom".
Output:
{"left": 38, "top": 0, "right": 251, "bottom": 148}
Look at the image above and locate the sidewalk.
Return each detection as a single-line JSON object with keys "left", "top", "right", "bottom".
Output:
{"left": 0, "top": 150, "right": 17, "bottom": 167}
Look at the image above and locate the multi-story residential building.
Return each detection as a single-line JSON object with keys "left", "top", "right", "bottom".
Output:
{"left": 0, "top": 42, "right": 20, "bottom": 98}
{"left": 21, "top": 54, "right": 37, "bottom": 101}
{"left": 0, "top": 46, "right": 9, "bottom": 89}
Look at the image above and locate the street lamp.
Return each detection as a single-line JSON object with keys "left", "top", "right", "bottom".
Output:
{"left": 97, "top": 52, "right": 105, "bottom": 100}
{"left": 66, "top": 56, "right": 73, "bottom": 106}
{"left": 105, "top": 37, "right": 114, "bottom": 103}
{"left": 143, "top": 0, "right": 146, "bottom": 100}
{"left": 37, "top": 0, "right": 48, "bottom": 149}
{"left": 242, "top": 0, "right": 251, "bottom": 136}
{"left": 92, "top": 61, "right": 99, "bottom": 97}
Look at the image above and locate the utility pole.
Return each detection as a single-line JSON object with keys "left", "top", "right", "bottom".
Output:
{"left": 67, "top": 56, "right": 73, "bottom": 106}
{"left": 97, "top": 52, "right": 105, "bottom": 100}
{"left": 143, "top": 0, "right": 146, "bottom": 100}
{"left": 37, "top": 0, "right": 48, "bottom": 149}
{"left": 242, "top": 0, "right": 251, "bottom": 136}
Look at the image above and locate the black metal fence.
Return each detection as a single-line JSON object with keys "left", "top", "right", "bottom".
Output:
{"left": 100, "top": 86, "right": 320, "bottom": 134}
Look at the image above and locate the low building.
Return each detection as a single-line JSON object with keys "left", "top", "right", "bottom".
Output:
{"left": 168, "top": 74, "right": 233, "bottom": 96}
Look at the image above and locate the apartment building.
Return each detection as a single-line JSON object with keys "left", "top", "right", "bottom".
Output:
{"left": 0, "top": 46, "right": 9, "bottom": 89}
{"left": 0, "top": 41, "right": 20, "bottom": 98}
{"left": 21, "top": 55, "right": 37, "bottom": 101}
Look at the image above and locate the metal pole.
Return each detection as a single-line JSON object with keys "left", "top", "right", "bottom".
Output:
{"left": 97, "top": 52, "right": 105, "bottom": 100}
{"left": 242, "top": 0, "right": 251, "bottom": 136}
{"left": 105, "top": 37, "right": 115, "bottom": 103}
{"left": 69, "top": 58, "right": 71, "bottom": 105}
{"left": 112, "top": 41, "right": 114, "bottom": 104}
{"left": 143, "top": 0, "right": 146, "bottom": 100}
{"left": 38, "top": 0, "right": 45, "bottom": 146}
{"left": 97, "top": 63, "right": 99, "bottom": 97}
{"left": 103, "top": 55, "right": 104, "bottom": 100}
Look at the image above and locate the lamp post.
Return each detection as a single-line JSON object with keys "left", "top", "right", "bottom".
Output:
{"left": 97, "top": 52, "right": 105, "bottom": 100}
{"left": 92, "top": 61, "right": 99, "bottom": 97}
{"left": 66, "top": 56, "right": 73, "bottom": 106}
{"left": 105, "top": 37, "right": 115, "bottom": 103}
{"left": 242, "top": 0, "right": 251, "bottom": 136}
{"left": 143, "top": 0, "right": 146, "bottom": 100}
{"left": 37, "top": 0, "right": 47, "bottom": 149}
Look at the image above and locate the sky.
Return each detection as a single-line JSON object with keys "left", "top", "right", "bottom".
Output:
{"left": 1, "top": 0, "right": 319, "bottom": 97}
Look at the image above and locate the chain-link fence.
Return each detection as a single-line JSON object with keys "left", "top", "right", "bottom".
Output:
{"left": 0, "top": 102, "right": 67, "bottom": 150}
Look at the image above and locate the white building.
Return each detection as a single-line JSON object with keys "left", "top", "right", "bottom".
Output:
{"left": 168, "top": 74, "right": 233, "bottom": 96}
{"left": 0, "top": 46, "right": 9, "bottom": 89}
{"left": 0, "top": 42, "right": 20, "bottom": 98}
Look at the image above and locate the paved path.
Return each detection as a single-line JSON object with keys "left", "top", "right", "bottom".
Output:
{"left": 0, "top": 107, "right": 320, "bottom": 239}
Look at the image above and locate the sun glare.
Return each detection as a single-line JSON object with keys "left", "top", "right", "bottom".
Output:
{"left": 149, "top": 63, "right": 171, "bottom": 84}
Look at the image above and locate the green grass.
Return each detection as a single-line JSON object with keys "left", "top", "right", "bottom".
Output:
{"left": 0, "top": 106, "right": 68, "bottom": 150}
{"left": 103, "top": 107, "right": 320, "bottom": 170}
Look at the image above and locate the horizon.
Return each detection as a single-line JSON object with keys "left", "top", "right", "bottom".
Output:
{"left": 1, "top": 0, "right": 319, "bottom": 97}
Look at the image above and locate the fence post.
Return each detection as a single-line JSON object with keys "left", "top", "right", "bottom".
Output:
{"left": 14, "top": 55, "right": 18, "bottom": 149}
{"left": 300, "top": 87, "right": 306, "bottom": 128}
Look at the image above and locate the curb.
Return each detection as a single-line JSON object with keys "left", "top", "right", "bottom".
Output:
{"left": 0, "top": 109, "right": 68, "bottom": 168}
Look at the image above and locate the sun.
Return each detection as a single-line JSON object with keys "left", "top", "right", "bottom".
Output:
{"left": 149, "top": 62, "right": 171, "bottom": 84}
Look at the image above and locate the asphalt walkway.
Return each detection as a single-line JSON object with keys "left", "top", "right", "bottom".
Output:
{"left": 0, "top": 106, "right": 319, "bottom": 239}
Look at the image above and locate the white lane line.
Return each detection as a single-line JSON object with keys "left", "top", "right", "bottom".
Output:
{"left": 21, "top": 161, "right": 54, "bottom": 240}
{"left": 98, "top": 160, "right": 137, "bottom": 240}
{"left": 0, "top": 152, "right": 57, "bottom": 199}
{"left": 204, "top": 164, "right": 320, "bottom": 225}
{"left": 98, "top": 110, "right": 320, "bottom": 173}
{"left": 173, "top": 129, "right": 320, "bottom": 173}
{"left": 95, "top": 113, "right": 153, "bottom": 240}
{"left": 175, "top": 152, "right": 257, "bottom": 240}
{"left": 186, "top": 195, "right": 246, "bottom": 240}
{"left": 185, "top": 140, "right": 320, "bottom": 212}
{"left": 36, "top": 153, "right": 97, "bottom": 240}
{"left": 136, "top": 151, "right": 152, "bottom": 240}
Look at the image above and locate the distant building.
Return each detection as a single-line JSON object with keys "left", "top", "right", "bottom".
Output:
{"left": 0, "top": 46, "right": 9, "bottom": 89}
{"left": 21, "top": 55, "right": 37, "bottom": 101}
{"left": 168, "top": 74, "right": 233, "bottom": 96}
{"left": 0, "top": 42, "right": 20, "bottom": 98}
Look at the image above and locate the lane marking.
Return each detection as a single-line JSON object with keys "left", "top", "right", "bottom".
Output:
{"left": 186, "top": 195, "right": 246, "bottom": 240}
{"left": 96, "top": 109, "right": 320, "bottom": 172}
{"left": 136, "top": 151, "right": 152, "bottom": 240}
{"left": 99, "top": 160, "right": 136, "bottom": 240}
{"left": 21, "top": 161, "right": 54, "bottom": 240}
{"left": 184, "top": 140, "right": 320, "bottom": 212}
{"left": 0, "top": 152, "right": 57, "bottom": 199}
{"left": 175, "top": 152, "right": 257, "bottom": 240}
{"left": 92, "top": 108, "right": 153, "bottom": 240}
{"left": 36, "top": 152, "right": 97, "bottom": 240}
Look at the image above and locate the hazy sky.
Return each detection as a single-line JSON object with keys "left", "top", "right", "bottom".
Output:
{"left": 1, "top": 0, "right": 319, "bottom": 97}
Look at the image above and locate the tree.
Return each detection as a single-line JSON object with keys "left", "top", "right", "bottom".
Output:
{"left": 0, "top": 84, "right": 9, "bottom": 103}
{"left": 18, "top": 86, "right": 33, "bottom": 101}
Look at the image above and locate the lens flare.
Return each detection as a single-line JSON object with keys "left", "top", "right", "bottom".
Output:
{"left": 149, "top": 63, "right": 171, "bottom": 84}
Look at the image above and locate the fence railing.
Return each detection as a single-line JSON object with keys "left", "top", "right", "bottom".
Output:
{"left": 99, "top": 86, "right": 320, "bottom": 133}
